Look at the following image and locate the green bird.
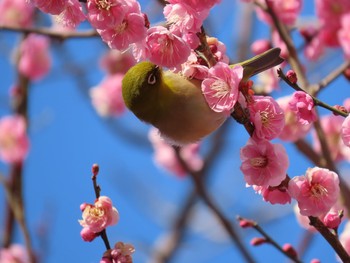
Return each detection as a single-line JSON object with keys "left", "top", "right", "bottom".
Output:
{"left": 122, "top": 48, "right": 283, "bottom": 145}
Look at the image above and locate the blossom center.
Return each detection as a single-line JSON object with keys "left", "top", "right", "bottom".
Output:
{"left": 89, "top": 207, "right": 105, "bottom": 217}
{"left": 211, "top": 79, "right": 230, "bottom": 98}
{"left": 331, "top": 3, "right": 342, "bottom": 14}
{"left": 96, "top": 0, "right": 113, "bottom": 10}
{"left": 114, "top": 21, "right": 127, "bottom": 34}
{"left": 0, "top": 136, "right": 16, "bottom": 150}
{"left": 260, "top": 111, "right": 270, "bottom": 125}
{"left": 250, "top": 156, "right": 268, "bottom": 168}
{"left": 310, "top": 183, "right": 328, "bottom": 198}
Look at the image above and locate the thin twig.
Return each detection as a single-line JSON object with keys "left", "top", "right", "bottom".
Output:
{"left": 309, "top": 60, "right": 350, "bottom": 96}
{"left": 173, "top": 147, "right": 256, "bottom": 263}
{"left": 294, "top": 139, "right": 326, "bottom": 167}
{"left": 0, "top": 25, "right": 99, "bottom": 39}
{"left": 237, "top": 216, "right": 303, "bottom": 263}
{"left": 277, "top": 68, "right": 349, "bottom": 117}
{"left": 258, "top": 0, "right": 308, "bottom": 88}
{"left": 309, "top": 217, "right": 350, "bottom": 262}
{"left": 91, "top": 165, "right": 111, "bottom": 250}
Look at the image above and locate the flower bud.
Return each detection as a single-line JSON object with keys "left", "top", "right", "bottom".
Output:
{"left": 323, "top": 210, "right": 343, "bottom": 229}
{"left": 282, "top": 243, "right": 298, "bottom": 258}
{"left": 92, "top": 163, "right": 99, "bottom": 177}
{"left": 250, "top": 237, "right": 267, "bottom": 246}
{"left": 286, "top": 70, "right": 298, "bottom": 84}
{"left": 238, "top": 218, "right": 256, "bottom": 228}
{"left": 80, "top": 227, "right": 98, "bottom": 242}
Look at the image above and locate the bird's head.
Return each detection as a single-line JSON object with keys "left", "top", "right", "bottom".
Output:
{"left": 122, "top": 61, "right": 163, "bottom": 123}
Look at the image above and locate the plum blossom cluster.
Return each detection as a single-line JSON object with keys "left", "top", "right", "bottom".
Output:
{"left": 27, "top": 0, "right": 221, "bottom": 69}
{"left": 79, "top": 164, "right": 135, "bottom": 262}
{"left": 251, "top": 0, "right": 350, "bottom": 61}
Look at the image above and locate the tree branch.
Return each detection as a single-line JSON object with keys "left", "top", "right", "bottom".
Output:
{"left": 0, "top": 25, "right": 99, "bottom": 39}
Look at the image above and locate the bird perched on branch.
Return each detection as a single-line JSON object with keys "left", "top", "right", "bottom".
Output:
{"left": 122, "top": 48, "right": 283, "bottom": 145}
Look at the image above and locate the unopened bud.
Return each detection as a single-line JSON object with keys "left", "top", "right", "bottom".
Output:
{"left": 282, "top": 243, "right": 298, "bottom": 258}
{"left": 80, "top": 227, "right": 98, "bottom": 242}
{"left": 238, "top": 218, "right": 256, "bottom": 228}
{"left": 92, "top": 163, "right": 99, "bottom": 177}
{"left": 80, "top": 203, "right": 88, "bottom": 211}
{"left": 323, "top": 210, "right": 343, "bottom": 229}
{"left": 250, "top": 237, "right": 267, "bottom": 246}
{"left": 286, "top": 70, "right": 298, "bottom": 84}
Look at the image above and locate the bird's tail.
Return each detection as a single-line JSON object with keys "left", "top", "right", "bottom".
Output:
{"left": 235, "top": 47, "right": 284, "bottom": 81}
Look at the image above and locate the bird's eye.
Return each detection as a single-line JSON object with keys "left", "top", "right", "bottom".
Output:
{"left": 147, "top": 73, "right": 157, "bottom": 85}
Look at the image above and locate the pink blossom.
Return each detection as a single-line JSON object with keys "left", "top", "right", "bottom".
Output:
{"left": 0, "top": 244, "right": 29, "bottom": 263}
{"left": 289, "top": 91, "right": 317, "bottom": 125}
{"left": 182, "top": 32, "right": 200, "bottom": 49}
{"left": 0, "top": 115, "right": 29, "bottom": 164}
{"left": 340, "top": 221, "right": 350, "bottom": 255}
{"left": 341, "top": 115, "right": 350, "bottom": 147}
{"left": 276, "top": 95, "right": 312, "bottom": 142}
{"left": 256, "top": 0, "right": 302, "bottom": 26}
{"left": 293, "top": 204, "right": 316, "bottom": 232}
{"left": 0, "top": 0, "right": 34, "bottom": 27}
{"left": 166, "top": 0, "right": 220, "bottom": 11}
{"left": 80, "top": 227, "right": 98, "bottom": 242}
{"left": 79, "top": 196, "right": 119, "bottom": 233}
{"left": 56, "top": 0, "right": 86, "bottom": 29}
{"left": 251, "top": 39, "right": 271, "bottom": 55}
{"left": 338, "top": 13, "right": 350, "bottom": 59}
{"left": 206, "top": 37, "right": 229, "bottom": 64}
{"left": 146, "top": 26, "right": 191, "bottom": 68}
{"left": 315, "top": 0, "right": 350, "bottom": 47}
{"left": 249, "top": 96, "right": 285, "bottom": 140}
{"left": 181, "top": 52, "right": 209, "bottom": 80}
{"left": 148, "top": 127, "right": 203, "bottom": 177}
{"left": 87, "top": 0, "right": 128, "bottom": 30}
{"left": 288, "top": 167, "right": 340, "bottom": 217}
{"left": 130, "top": 39, "right": 150, "bottom": 62}
{"left": 240, "top": 138, "right": 289, "bottom": 187}
{"left": 253, "top": 184, "right": 291, "bottom": 204}
{"left": 102, "top": 242, "right": 135, "bottom": 263}
{"left": 30, "top": 0, "right": 66, "bottom": 15}
{"left": 18, "top": 34, "right": 51, "bottom": 81}
{"left": 201, "top": 62, "right": 243, "bottom": 115}
{"left": 99, "top": 12, "right": 147, "bottom": 50}
{"left": 90, "top": 74, "right": 126, "bottom": 117}
{"left": 164, "top": 3, "right": 208, "bottom": 34}
{"left": 99, "top": 50, "right": 136, "bottom": 75}
{"left": 313, "top": 114, "right": 350, "bottom": 162}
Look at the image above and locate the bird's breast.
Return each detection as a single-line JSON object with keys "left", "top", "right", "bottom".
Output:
{"left": 151, "top": 71, "right": 227, "bottom": 145}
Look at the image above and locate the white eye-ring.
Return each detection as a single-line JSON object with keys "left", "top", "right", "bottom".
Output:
{"left": 147, "top": 73, "right": 157, "bottom": 85}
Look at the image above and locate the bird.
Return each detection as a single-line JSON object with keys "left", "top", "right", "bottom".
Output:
{"left": 122, "top": 48, "right": 283, "bottom": 145}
